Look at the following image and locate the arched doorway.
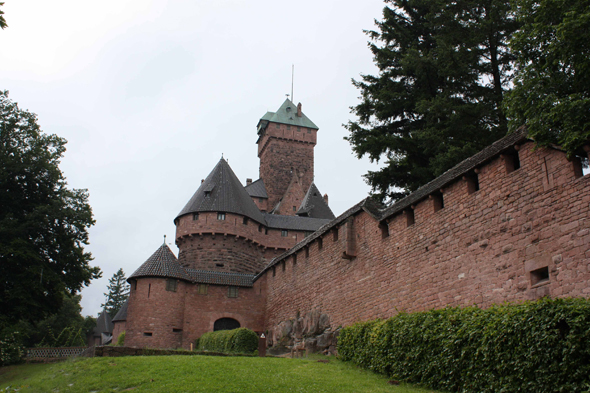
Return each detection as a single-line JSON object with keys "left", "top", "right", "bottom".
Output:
{"left": 214, "top": 318, "right": 240, "bottom": 331}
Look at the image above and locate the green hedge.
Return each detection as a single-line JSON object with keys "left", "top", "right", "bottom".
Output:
{"left": 338, "top": 298, "right": 590, "bottom": 393}
{"left": 196, "top": 328, "right": 258, "bottom": 355}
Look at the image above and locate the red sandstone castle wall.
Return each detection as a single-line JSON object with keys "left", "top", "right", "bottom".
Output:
{"left": 258, "top": 123, "right": 316, "bottom": 208}
{"left": 125, "top": 278, "right": 187, "bottom": 349}
{"left": 262, "top": 142, "right": 590, "bottom": 341}
{"left": 176, "top": 212, "right": 310, "bottom": 273}
{"left": 180, "top": 275, "right": 267, "bottom": 348}
{"left": 112, "top": 321, "right": 126, "bottom": 344}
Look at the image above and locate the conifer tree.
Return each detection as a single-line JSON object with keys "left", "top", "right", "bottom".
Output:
{"left": 101, "top": 269, "right": 129, "bottom": 318}
{"left": 345, "top": 0, "right": 518, "bottom": 202}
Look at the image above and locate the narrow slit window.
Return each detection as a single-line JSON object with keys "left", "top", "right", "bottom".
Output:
{"left": 272, "top": 266, "right": 276, "bottom": 277}
{"left": 333, "top": 228, "right": 339, "bottom": 241}
{"left": 282, "top": 261, "right": 286, "bottom": 272}
{"left": 432, "top": 192, "right": 444, "bottom": 212}
{"left": 293, "top": 254, "right": 297, "bottom": 267}
{"left": 406, "top": 209, "right": 415, "bottom": 227}
{"left": 305, "top": 247, "right": 309, "bottom": 258}
{"left": 318, "top": 237, "right": 323, "bottom": 251}
{"left": 379, "top": 221, "right": 390, "bottom": 238}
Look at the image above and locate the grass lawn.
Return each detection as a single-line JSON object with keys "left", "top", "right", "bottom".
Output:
{"left": 0, "top": 355, "right": 438, "bottom": 393}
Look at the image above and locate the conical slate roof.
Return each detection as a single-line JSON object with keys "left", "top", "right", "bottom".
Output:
{"left": 112, "top": 299, "right": 128, "bottom": 322}
{"left": 176, "top": 159, "right": 266, "bottom": 224}
{"left": 297, "top": 183, "right": 335, "bottom": 220}
{"left": 93, "top": 310, "right": 113, "bottom": 336}
{"left": 257, "top": 99, "right": 318, "bottom": 130}
{"left": 128, "top": 244, "right": 190, "bottom": 281}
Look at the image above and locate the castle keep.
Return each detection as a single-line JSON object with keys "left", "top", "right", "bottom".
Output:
{"left": 118, "top": 99, "right": 590, "bottom": 351}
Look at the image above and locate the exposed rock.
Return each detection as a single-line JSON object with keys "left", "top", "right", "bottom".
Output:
{"left": 316, "top": 332, "right": 333, "bottom": 349}
{"left": 318, "top": 313, "right": 330, "bottom": 331}
{"left": 293, "top": 318, "right": 304, "bottom": 339}
{"left": 304, "top": 337, "right": 317, "bottom": 354}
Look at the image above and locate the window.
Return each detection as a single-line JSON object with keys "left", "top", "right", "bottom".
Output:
{"left": 281, "top": 230, "right": 288, "bottom": 237}
{"left": 530, "top": 267, "right": 549, "bottom": 286}
{"left": 333, "top": 228, "right": 339, "bottom": 241}
{"left": 143, "top": 332, "right": 152, "bottom": 337}
{"left": 379, "top": 221, "right": 390, "bottom": 238}
{"left": 405, "top": 209, "right": 415, "bottom": 227}
{"left": 259, "top": 197, "right": 263, "bottom": 203}
{"left": 258, "top": 225, "right": 263, "bottom": 232}
{"left": 504, "top": 150, "right": 521, "bottom": 173}
{"left": 173, "top": 328, "right": 182, "bottom": 333}
{"left": 307, "top": 128, "right": 311, "bottom": 134}
{"left": 318, "top": 237, "right": 323, "bottom": 251}
{"left": 228, "top": 286, "right": 239, "bottom": 298}
{"left": 275, "top": 123, "right": 280, "bottom": 129}
{"left": 293, "top": 206, "right": 296, "bottom": 212}
{"left": 272, "top": 266, "right": 276, "bottom": 277}
{"left": 193, "top": 213, "right": 199, "bottom": 220}
{"left": 197, "top": 284, "right": 208, "bottom": 295}
{"left": 243, "top": 217, "right": 248, "bottom": 225}
{"left": 217, "top": 212, "right": 226, "bottom": 220}
{"left": 305, "top": 247, "right": 309, "bottom": 258}
{"left": 572, "top": 154, "right": 589, "bottom": 178}
{"left": 465, "top": 172, "right": 480, "bottom": 194}
{"left": 293, "top": 254, "right": 297, "bottom": 267}
{"left": 265, "top": 228, "right": 268, "bottom": 235}
{"left": 216, "top": 263, "right": 224, "bottom": 267}
{"left": 282, "top": 261, "right": 286, "bottom": 272}
{"left": 148, "top": 283, "right": 151, "bottom": 298}
{"left": 287, "top": 125, "right": 291, "bottom": 130}
{"left": 297, "top": 126, "right": 301, "bottom": 132}
{"left": 166, "top": 279, "right": 177, "bottom": 292}
{"left": 132, "top": 280, "right": 137, "bottom": 290}
{"left": 432, "top": 192, "right": 444, "bottom": 212}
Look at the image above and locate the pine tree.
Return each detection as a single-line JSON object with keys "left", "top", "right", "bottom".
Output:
{"left": 101, "top": 269, "right": 129, "bottom": 318}
{"left": 345, "top": 0, "right": 518, "bottom": 203}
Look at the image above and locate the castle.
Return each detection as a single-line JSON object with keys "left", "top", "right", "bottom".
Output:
{"left": 114, "top": 99, "right": 590, "bottom": 352}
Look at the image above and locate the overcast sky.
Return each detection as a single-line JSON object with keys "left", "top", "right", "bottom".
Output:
{"left": 1, "top": 0, "right": 386, "bottom": 317}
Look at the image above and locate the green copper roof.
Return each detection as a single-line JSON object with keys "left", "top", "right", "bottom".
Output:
{"left": 257, "top": 99, "right": 318, "bottom": 130}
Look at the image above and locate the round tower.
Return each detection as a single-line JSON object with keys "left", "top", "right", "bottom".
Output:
{"left": 125, "top": 244, "right": 189, "bottom": 349}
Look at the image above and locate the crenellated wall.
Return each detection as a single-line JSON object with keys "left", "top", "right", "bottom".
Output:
{"left": 261, "top": 142, "right": 590, "bottom": 347}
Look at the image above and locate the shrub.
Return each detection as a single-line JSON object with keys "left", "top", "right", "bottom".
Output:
{"left": 196, "top": 328, "right": 258, "bottom": 355}
{"left": 338, "top": 298, "right": 590, "bottom": 393}
{"left": 0, "top": 332, "right": 25, "bottom": 366}
{"left": 116, "top": 331, "right": 126, "bottom": 346}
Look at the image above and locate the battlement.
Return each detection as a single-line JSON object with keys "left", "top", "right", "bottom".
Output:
{"left": 258, "top": 133, "right": 590, "bottom": 345}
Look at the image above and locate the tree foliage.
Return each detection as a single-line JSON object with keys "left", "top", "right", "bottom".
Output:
{"left": 346, "top": 0, "right": 518, "bottom": 202}
{"left": 101, "top": 268, "right": 129, "bottom": 318}
{"left": 0, "top": 2, "right": 7, "bottom": 30}
{"left": 0, "top": 91, "right": 101, "bottom": 326}
{"left": 505, "top": 0, "right": 590, "bottom": 155}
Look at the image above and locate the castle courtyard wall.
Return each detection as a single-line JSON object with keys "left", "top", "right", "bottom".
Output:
{"left": 262, "top": 142, "right": 590, "bottom": 345}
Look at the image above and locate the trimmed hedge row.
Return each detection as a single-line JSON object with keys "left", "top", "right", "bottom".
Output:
{"left": 196, "top": 328, "right": 258, "bottom": 355}
{"left": 338, "top": 298, "right": 590, "bottom": 393}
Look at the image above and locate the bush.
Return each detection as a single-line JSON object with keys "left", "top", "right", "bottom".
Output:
{"left": 116, "top": 331, "right": 126, "bottom": 346}
{"left": 0, "top": 332, "right": 25, "bottom": 366}
{"left": 338, "top": 298, "right": 590, "bottom": 393}
{"left": 196, "top": 328, "right": 258, "bottom": 355}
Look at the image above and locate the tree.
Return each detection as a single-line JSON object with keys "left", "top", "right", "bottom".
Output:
{"left": 101, "top": 268, "right": 129, "bottom": 318}
{"left": 0, "top": 2, "right": 7, "bottom": 30}
{"left": 505, "top": 0, "right": 590, "bottom": 156}
{"left": 345, "top": 0, "right": 518, "bottom": 202}
{"left": 0, "top": 91, "right": 101, "bottom": 327}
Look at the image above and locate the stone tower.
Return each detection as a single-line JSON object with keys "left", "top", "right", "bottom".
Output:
{"left": 256, "top": 99, "right": 319, "bottom": 211}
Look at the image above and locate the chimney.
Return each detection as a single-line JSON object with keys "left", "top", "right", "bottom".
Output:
{"left": 297, "top": 103, "right": 302, "bottom": 117}
{"left": 246, "top": 178, "right": 252, "bottom": 186}
{"left": 323, "top": 193, "right": 329, "bottom": 205}
{"left": 201, "top": 179, "right": 204, "bottom": 184}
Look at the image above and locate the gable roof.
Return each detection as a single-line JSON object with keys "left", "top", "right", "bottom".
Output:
{"left": 297, "top": 183, "right": 335, "bottom": 219}
{"left": 93, "top": 310, "right": 113, "bottom": 336}
{"left": 257, "top": 99, "right": 318, "bottom": 131}
{"left": 112, "top": 299, "right": 128, "bottom": 322}
{"left": 245, "top": 178, "right": 268, "bottom": 198}
{"left": 176, "top": 159, "right": 266, "bottom": 224}
{"left": 128, "top": 244, "right": 190, "bottom": 281}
